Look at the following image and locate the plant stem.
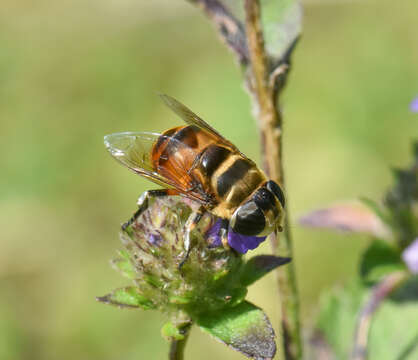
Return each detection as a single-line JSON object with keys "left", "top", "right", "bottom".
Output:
{"left": 244, "top": 1, "right": 302, "bottom": 359}
{"left": 169, "top": 330, "right": 191, "bottom": 360}
{"left": 185, "top": 0, "right": 302, "bottom": 358}
{"left": 351, "top": 272, "right": 408, "bottom": 360}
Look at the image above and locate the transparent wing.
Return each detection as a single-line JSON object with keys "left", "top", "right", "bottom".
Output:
{"left": 104, "top": 131, "right": 173, "bottom": 186}
{"left": 159, "top": 94, "right": 245, "bottom": 155}
{"left": 104, "top": 131, "right": 208, "bottom": 204}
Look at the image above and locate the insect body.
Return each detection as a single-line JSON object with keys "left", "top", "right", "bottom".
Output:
{"left": 105, "top": 95, "right": 285, "bottom": 260}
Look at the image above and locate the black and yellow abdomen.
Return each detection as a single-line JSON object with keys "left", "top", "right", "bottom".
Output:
{"left": 208, "top": 154, "right": 267, "bottom": 218}
{"left": 152, "top": 125, "right": 268, "bottom": 219}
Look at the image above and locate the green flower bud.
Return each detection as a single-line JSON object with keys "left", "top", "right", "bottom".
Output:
{"left": 98, "top": 196, "right": 290, "bottom": 359}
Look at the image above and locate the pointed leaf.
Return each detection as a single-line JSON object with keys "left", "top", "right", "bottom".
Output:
{"left": 360, "top": 239, "right": 406, "bottom": 284}
{"left": 111, "top": 252, "right": 137, "bottom": 279}
{"left": 261, "top": 0, "right": 302, "bottom": 59}
{"left": 210, "top": 1, "right": 301, "bottom": 61}
{"left": 197, "top": 301, "right": 276, "bottom": 359}
{"left": 96, "top": 287, "right": 155, "bottom": 310}
{"left": 240, "top": 255, "right": 291, "bottom": 286}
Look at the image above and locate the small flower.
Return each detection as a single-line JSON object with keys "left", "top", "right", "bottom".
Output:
{"left": 206, "top": 218, "right": 267, "bottom": 254}
{"left": 402, "top": 238, "right": 418, "bottom": 274}
{"left": 98, "top": 195, "right": 290, "bottom": 359}
{"left": 410, "top": 96, "right": 418, "bottom": 113}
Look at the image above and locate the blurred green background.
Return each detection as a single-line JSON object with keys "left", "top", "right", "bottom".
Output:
{"left": 1, "top": 0, "right": 417, "bottom": 359}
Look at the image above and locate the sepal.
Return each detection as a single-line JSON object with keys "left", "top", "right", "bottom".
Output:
{"left": 239, "top": 255, "right": 291, "bottom": 286}
{"left": 110, "top": 250, "right": 136, "bottom": 279}
{"left": 96, "top": 287, "right": 155, "bottom": 310}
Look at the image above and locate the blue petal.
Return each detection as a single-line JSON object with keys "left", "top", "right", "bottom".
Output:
{"left": 228, "top": 230, "right": 267, "bottom": 254}
{"left": 205, "top": 219, "right": 267, "bottom": 253}
{"left": 148, "top": 232, "right": 164, "bottom": 246}
{"left": 205, "top": 219, "right": 223, "bottom": 247}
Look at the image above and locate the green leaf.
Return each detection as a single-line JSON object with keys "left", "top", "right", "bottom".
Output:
{"left": 197, "top": 301, "right": 276, "bottom": 359}
{"left": 367, "top": 294, "right": 418, "bottom": 359}
{"left": 239, "top": 255, "right": 291, "bottom": 286}
{"left": 317, "top": 281, "right": 365, "bottom": 359}
{"left": 316, "top": 279, "right": 418, "bottom": 360}
{"left": 96, "top": 287, "right": 155, "bottom": 310}
{"left": 214, "top": 287, "right": 248, "bottom": 308}
{"left": 143, "top": 274, "right": 164, "bottom": 288}
{"left": 360, "top": 239, "right": 406, "bottom": 284}
{"left": 110, "top": 251, "right": 137, "bottom": 279}
{"left": 220, "top": 0, "right": 302, "bottom": 61}
{"left": 261, "top": 0, "right": 302, "bottom": 59}
{"left": 169, "top": 295, "right": 192, "bottom": 305}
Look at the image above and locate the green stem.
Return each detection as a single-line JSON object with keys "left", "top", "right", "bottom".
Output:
{"left": 169, "top": 329, "right": 190, "bottom": 360}
{"left": 244, "top": 1, "right": 302, "bottom": 359}
{"left": 185, "top": 0, "right": 302, "bottom": 358}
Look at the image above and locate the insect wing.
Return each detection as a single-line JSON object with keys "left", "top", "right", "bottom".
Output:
{"left": 105, "top": 132, "right": 170, "bottom": 186}
{"left": 104, "top": 132, "right": 207, "bottom": 203}
{"left": 159, "top": 94, "right": 246, "bottom": 156}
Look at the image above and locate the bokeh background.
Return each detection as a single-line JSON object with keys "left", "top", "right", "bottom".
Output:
{"left": 1, "top": 0, "right": 417, "bottom": 359}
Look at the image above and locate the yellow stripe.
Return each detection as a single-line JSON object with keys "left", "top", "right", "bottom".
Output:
{"left": 210, "top": 154, "right": 241, "bottom": 193}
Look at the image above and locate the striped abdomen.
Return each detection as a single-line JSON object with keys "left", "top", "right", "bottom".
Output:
{"left": 199, "top": 146, "right": 266, "bottom": 218}
{"left": 151, "top": 125, "right": 267, "bottom": 218}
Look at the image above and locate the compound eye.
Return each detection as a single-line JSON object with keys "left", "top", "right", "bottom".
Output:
{"left": 230, "top": 201, "right": 265, "bottom": 236}
{"left": 266, "top": 180, "right": 285, "bottom": 208}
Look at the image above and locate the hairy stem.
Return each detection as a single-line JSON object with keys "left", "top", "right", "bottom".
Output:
{"left": 186, "top": 0, "right": 302, "bottom": 358}
{"left": 244, "top": 1, "right": 302, "bottom": 359}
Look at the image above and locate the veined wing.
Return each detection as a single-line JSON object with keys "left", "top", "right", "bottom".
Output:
{"left": 159, "top": 94, "right": 248, "bottom": 158}
{"left": 104, "top": 131, "right": 208, "bottom": 204}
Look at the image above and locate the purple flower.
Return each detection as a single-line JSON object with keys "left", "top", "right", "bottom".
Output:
{"left": 410, "top": 97, "right": 418, "bottom": 113}
{"left": 206, "top": 219, "right": 267, "bottom": 254}
{"left": 148, "top": 232, "right": 164, "bottom": 247}
{"left": 402, "top": 238, "right": 418, "bottom": 274}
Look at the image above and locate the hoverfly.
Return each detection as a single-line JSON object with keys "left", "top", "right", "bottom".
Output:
{"left": 105, "top": 95, "right": 285, "bottom": 264}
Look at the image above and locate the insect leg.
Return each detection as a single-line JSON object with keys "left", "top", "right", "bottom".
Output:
{"left": 122, "top": 188, "right": 179, "bottom": 231}
{"left": 179, "top": 206, "right": 206, "bottom": 269}
{"left": 219, "top": 219, "right": 230, "bottom": 249}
